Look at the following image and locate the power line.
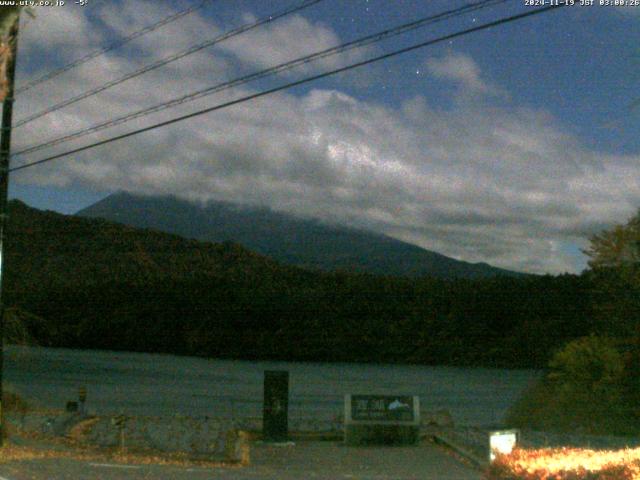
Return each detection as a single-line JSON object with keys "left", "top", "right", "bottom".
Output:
{"left": 15, "top": 0, "right": 211, "bottom": 95}
{"left": 14, "top": 0, "right": 323, "bottom": 129}
{"left": 10, "top": 4, "right": 566, "bottom": 173}
{"left": 15, "top": 0, "right": 504, "bottom": 157}
{"left": 14, "top": 0, "right": 505, "bottom": 157}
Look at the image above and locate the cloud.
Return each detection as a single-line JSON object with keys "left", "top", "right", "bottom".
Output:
{"left": 17, "top": 5, "right": 104, "bottom": 76}
{"left": 218, "top": 13, "right": 369, "bottom": 74}
{"left": 425, "top": 52, "right": 502, "bottom": 96}
{"left": 10, "top": 6, "right": 640, "bottom": 275}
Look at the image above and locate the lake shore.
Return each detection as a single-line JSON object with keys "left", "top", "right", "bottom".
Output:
{"left": 5, "top": 345, "right": 540, "bottom": 428}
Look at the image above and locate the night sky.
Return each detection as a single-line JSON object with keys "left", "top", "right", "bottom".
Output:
{"left": 7, "top": 0, "right": 640, "bottom": 274}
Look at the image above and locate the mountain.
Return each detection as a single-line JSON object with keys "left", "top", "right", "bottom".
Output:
{"left": 77, "top": 192, "right": 523, "bottom": 279}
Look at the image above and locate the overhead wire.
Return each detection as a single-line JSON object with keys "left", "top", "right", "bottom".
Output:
{"left": 13, "top": 0, "right": 505, "bottom": 157}
{"left": 15, "top": 0, "right": 212, "bottom": 95}
{"left": 13, "top": 0, "right": 324, "bottom": 129}
{"left": 10, "top": 4, "right": 567, "bottom": 173}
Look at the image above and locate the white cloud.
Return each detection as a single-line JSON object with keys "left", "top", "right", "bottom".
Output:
{"left": 218, "top": 14, "right": 369, "bottom": 74}
{"left": 18, "top": 6, "right": 101, "bottom": 59}
{"left": 10, "top": 6, "right": 640, "bottom": 275}
{"left": 425, "top": 52, "right": 503, "bottom": 96}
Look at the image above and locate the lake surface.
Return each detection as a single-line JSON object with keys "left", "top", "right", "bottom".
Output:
{"left": 5, "top": 346, "right": 540, "bottom": 427}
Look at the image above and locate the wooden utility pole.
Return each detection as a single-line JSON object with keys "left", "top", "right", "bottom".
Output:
{"left": 0, "top": 8, "right": 20, "bottom": 446}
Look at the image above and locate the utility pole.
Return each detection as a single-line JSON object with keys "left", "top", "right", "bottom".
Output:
{"left": 0, "top": 9, "right": 20, "bottom": 447}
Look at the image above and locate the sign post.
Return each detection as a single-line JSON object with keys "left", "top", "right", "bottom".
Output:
{"left": 112, "top": 414, "right": 127, "bottom": 452}
{"left": 263, "top": 371, "right": 289, "bottom": 442}
{"left": 78, "top": 386, "right": 87, "bottom": 414}
{"left": 344, "top": 394, "right": 420, "bottom": 445}
{"left": 489, "top": 429, "right": 519, "bottom": 462}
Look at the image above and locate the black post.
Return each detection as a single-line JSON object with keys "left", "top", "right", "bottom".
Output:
{"left": 0, "top": 13, "right": 19, "bottom": 447}
{"left": 263, "top": 370, "right": 289, "bottom": 442}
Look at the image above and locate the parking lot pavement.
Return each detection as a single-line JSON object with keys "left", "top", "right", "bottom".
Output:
{"left": 243, "top": 439, "right": 484, "bottom": 480}
{"left": 0, "top": 439, "right": 483, "bottom": 480}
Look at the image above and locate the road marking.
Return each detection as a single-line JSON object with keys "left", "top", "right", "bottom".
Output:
{"left": 89, "top": 463, "right": 142, "bottom": 469}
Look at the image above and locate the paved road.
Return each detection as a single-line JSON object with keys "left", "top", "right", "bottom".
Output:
{"left": 0, "top": 440, "right": 483, "bottom": 479}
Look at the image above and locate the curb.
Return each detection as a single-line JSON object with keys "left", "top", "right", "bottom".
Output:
{"left": 429, "top": 432, "right": 487, "bottom": 469}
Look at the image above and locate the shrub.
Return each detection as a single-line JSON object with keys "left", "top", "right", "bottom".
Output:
{"left": 507, "top": 336, "right": 633, "bottom": 435}
{"left": 3, "top": 389, "right": 29, "bottom": 413}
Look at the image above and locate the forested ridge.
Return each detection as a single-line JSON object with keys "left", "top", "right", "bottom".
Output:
{"left": 5, "top": 200, "right": 595, "bottom": 368}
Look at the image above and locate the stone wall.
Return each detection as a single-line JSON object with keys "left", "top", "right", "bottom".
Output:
{"left": 8, "top": 411, "right": 240, "bottom": 457}
{"left": 77, "top": 415, "right": 232, "bottom": 454}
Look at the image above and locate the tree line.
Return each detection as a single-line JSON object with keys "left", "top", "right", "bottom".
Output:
{"left": 3, "top": 200, "right": 598, "bottom": 369}
{"left": 6, "top": 199, "right": 640, "bottom": 433}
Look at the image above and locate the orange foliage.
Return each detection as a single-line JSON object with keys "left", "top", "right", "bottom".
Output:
{"left": 486, "top": 447, "right": 640, "bottom": 480}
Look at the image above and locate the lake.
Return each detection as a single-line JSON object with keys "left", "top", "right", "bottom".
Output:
{"left": 5, "top": 346, "right": 540, "bottom": 427}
